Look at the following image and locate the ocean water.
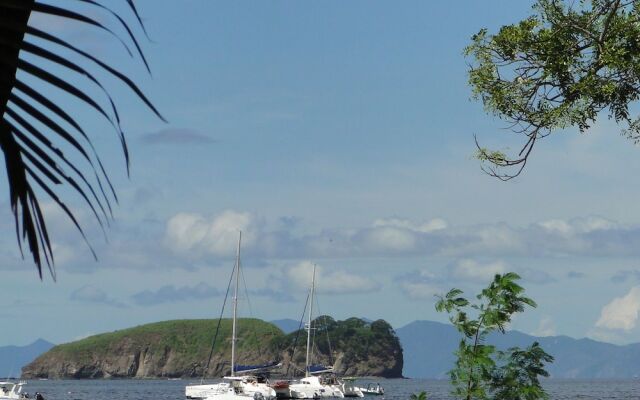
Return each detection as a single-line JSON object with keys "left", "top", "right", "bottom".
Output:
{"left": 23, "top": 378, "right": 640, "bottom": 400}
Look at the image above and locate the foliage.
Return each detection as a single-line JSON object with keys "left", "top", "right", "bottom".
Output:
{"left": 410, "top": 391, "right": 428, "bottom": 400}
{"left": 466, "top": 0, "right": 640, "bottom": 179}
{"left": 435, "top": 273, "right": 553, "bottom": 400}
{"left": 34, "top": 317, "right": 401, "bottom": 378}
{"left": 0, "top": 1, "right": 163, "bottom": 278}
{"left": 271, "top": 316, "right": 402, "bottom": 376}
{"left": 490, "top": 343, "right": 554, "bottom": 400}
{"left": 52, "top": 318, "right": 281, "bottom": 356}
{"left": 43, "top": 318, "right": 283, "bottom": 376}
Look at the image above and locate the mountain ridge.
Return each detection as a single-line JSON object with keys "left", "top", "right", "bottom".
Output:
{"left": 397, "top": 320, "right": 640, "bottom": 379}
{"left": 0, "top": 339, "right": 55, "bottom": 378}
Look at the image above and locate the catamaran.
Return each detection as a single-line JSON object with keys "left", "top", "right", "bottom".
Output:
{"left": 185, "top": 232, "right": 278, "bottom": 400}
{"left": 280, "top": 265, "right": 344, "bottom": 399}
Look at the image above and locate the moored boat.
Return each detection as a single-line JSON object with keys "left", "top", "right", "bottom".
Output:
{"left": 354, "top": 383, "right": 384, "bottom": 396}
{"left": 0, "top": 382, "right": 29, "bottom": 400}
{"left": 285, "top": 266, "right": 344, "bottom": 399}
{"left": 340, "top": 378, "right": 364, "bottom": 398}
{"left": 185, "top": 232, "right": 277, "bottom": 400}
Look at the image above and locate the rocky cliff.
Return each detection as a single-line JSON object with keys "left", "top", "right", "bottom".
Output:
{"left": 22, "top": 317, "right": 403, "bottom": 379}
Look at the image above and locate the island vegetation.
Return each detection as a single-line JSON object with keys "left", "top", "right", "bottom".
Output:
{"left": 22, "top": 317, "right": 403, "bottom": 379}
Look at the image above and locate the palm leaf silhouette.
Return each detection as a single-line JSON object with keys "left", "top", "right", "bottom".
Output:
{"left": 0, "top": 0, "right": 164, "bottom": 279}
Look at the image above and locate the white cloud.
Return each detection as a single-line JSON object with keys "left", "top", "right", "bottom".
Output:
{"left": 165, "top": 210, "right": 257, "bottom": 256}
{"left": 450, "top": 259, "right": 506, "bottom": 283}
{"left": 538, "top": 219, "right": 573, "bottom": 235}
{"left": 532, "top": 316, "right": 556, "bottom": 337}
{"left": 373, "top": 217, "right": 447, "bottom": 233}
{"left": 394, "top": 269, "right": 445, "bottom": 301}
{"left": 286, "top": 261, "right": 380, "bottom": 294}
{"left": 364, "top": 227, "right": 416, "bottom": 252}
{"left": 586, "top": 327, "right": 630, "bottom": 345}
{"left": 539, "top": 216, "right": 617, "bottom": 236}
{"left": 364, "top": 217, "right": 447, "bottom": 253}
{"left": 401, "top": 282, "right": 443, "bottom": 300}
{"left": 596, "top": 286, "right": 640, "bottom": 331}
{"left": 159, "top": 211, "right": 640, "bottom": 262}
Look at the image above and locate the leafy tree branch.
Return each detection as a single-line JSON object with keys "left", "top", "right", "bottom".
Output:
{"left": 467, "top": 0, "right": 640, "bottom": 179}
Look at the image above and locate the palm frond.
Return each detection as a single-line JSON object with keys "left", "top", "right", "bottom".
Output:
{"left": 0, "top": 0, "right": 164, "bottom": 279}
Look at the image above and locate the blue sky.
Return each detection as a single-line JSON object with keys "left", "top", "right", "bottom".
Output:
{"left": 3, "top": 1, "right": 640, "bottom": 347}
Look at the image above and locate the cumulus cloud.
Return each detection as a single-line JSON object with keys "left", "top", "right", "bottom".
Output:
{"left": 131, "top": 283, "right": 221, "bottom": 306}
{"left": 394, "top": 270, "right": 446, "bottom": 300}
{"left": 596, "top": 287, "right": 640, "bottom": 331}
{"left": 372, "top": 218, "right": 447, "bottom": 233}
{"left": 532, "top": 316, "right": 557, "bottom": 337}
{"left": 401, "top": 281, "right": 444, "bottom": 300}
{"left": 286, "top": 261, "right": 380, "bottom": 294}
{"left": 538, "top": 216, "right": 616, "bottom": 236}
{"left": 70, "top": 285, "right": 126, "bottom": 308}
{"left": 363, "top": 226, "right": 416, "bottom": 252}
{"left": 396, "top": 259, "right": 553, "bottom": 301}
{"left": 450, "top": 259, "right": 507, "bottom": 283}
{"left": 165, "top": 210, "right": 257, "bottom": 257}
{"left": 161, "top": 211, "right": 640, "bottom": 261}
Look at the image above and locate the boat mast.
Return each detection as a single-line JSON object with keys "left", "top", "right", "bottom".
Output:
{"left": 305, "top": 264, "right": 316, "bottom": 378}
{"left": 231, "top": 231, "right": 242, "bottom": 377}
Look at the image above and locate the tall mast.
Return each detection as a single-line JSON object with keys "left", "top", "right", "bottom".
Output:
{"left": 305, "top": 264, "right": 316, "bottom": 378}
{"left": 231, "top": 231, "right": 242, "bottom": 377}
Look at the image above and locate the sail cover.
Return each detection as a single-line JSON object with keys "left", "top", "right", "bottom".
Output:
{"left": 307, "top": 364, "right": 334, "bottom": 374}
{"left": 234, "top": 361, "right": 281, "bottom": 373}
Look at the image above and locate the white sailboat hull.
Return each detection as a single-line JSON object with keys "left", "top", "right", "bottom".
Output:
{"left": 186, "top": 379, "right": 276, "bottom": 400}
{"left": 288, "top": 377, "right": 344, "bottom": 399}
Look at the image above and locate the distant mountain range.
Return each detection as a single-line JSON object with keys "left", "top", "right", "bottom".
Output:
{"left": 0, "top": 339, "right": 54, "bottom": 378}
{"left": 273, "top": 318, "right": 640, "bottom": 379}
{"left": 396, "top": 320, "right": 640, "bottom": 379}
{"left": 270, "top": 319, "right": 301, "bottom": 334}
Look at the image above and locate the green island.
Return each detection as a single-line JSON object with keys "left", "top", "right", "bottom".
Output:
{"left": 22, "top": 317, "right": 403, "bottom": 379}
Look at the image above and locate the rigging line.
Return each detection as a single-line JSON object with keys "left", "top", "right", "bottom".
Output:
{"left": 239, "top": 258, "right": 254, "bottom": 318}
{"left": 239, "top": 259, "right": 262, "bottom": 357}
{"left": 311, "top": 309, "right": 317, "bottom": 367}
{"left": 201, "top": 259, "right": 236, "bottom": 384}
{"left": 286, "top": 289, "right": 310, "bottom": 377}
{"left": 315, "top": 300, "right": 335, "bottom": 367}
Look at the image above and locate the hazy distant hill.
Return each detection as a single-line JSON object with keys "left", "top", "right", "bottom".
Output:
{"left": 270, "top": 319, "right": 301, "bottom": 334}
{"left": 397, "top": 320, "right": 640, "bottom": 379}
{"left": 0, "top": 339, "right": 54, "bottom": 377}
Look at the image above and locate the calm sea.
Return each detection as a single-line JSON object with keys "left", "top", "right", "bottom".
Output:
{"left": 24, "top": 378, "right": 640, "bottom": 400}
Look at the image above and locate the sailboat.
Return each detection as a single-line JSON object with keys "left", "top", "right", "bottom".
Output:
{"left": 284, "top": 265, "right": 344, "bottom": 399}
{"left": 186, "top": 232, "right": 278, "bottom": 400}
